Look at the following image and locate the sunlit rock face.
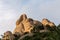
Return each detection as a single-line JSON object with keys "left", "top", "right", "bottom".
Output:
{"left": 41, "top": 18, "right": 56, "bottom": 28}
{"left": 13, "top": 14, "right": 43, "bottom": 35}
{"left": 2, "top": 31, "right": 14, "bottom": 40}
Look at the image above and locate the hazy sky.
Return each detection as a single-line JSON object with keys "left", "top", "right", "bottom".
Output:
{"left": 0, "top": 0, "right": 60, "bottom": 37}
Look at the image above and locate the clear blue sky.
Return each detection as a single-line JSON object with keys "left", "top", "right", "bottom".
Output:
{"left": 0, "top": 0, "right": 60, "bottom": 37}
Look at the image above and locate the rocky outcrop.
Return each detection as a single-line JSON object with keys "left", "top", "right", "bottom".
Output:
{"left": 41, "top": 18, "right": 56, "bottom": 30}
{"left": 2, "top": 14, "right": 57, "bottom": 40}
{"left": 13, "top": 14, "right": 43, "bottom": 35}
{"left": 2, "top": 31, "right": 15, "bottom": 40}
{"left": 13, "top": 14, "right": 56, "bottom": 35}
{"left": 41, "top": 18, "right": 56, "bottom": 28}
{"left": 14, "top": 14, "right": 33, "bottom": 35}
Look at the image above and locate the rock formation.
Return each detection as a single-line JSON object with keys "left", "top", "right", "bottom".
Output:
{"left": 13, "top": 14, "right": 43, "bottom": 35}
{"left": 2, "top": 31, "right": 15, "bottom": 40}
{"left": 41, "top": 18, "right": 56, "bottom": 28}
{"left": 41, "top": 18, "right": 56, "bottom": 29}
{"left": 13, "top": 14, "right": 56, "bottom": 35}
{"left": 2, "top": 14, "right": 57, "bottom": 40}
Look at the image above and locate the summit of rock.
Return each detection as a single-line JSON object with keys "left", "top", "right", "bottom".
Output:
{"left": 41, "top": 18, "right": 56, "bottom": 27}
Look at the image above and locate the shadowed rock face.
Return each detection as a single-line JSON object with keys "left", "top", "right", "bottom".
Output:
{"left": 41, "top": 18, "right": 56, "bottom": 28}
{"left": 4, "top": 31, "right": 12, "bottom": 35}
{"left": 13, "top": 14, "right": 43, "bottom": 35}
{"left": 2, "top": 31, "right": 15, "bottom": 40}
